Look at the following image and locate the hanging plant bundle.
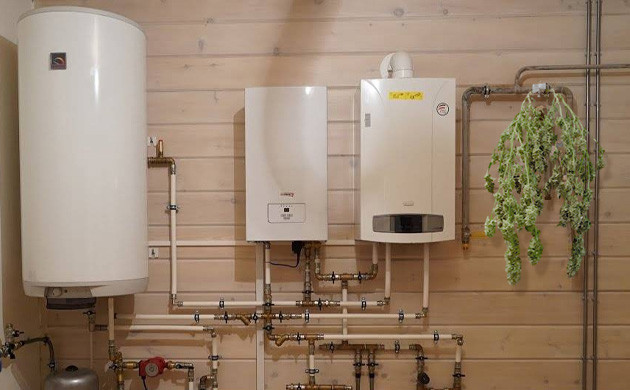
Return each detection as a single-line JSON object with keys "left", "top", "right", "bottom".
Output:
{"left": 484, "top": 91, "right": 604, "bottom": 285}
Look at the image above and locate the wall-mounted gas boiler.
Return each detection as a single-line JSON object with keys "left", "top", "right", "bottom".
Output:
{"left": 245, "top": 86, "right": 328, "bottom": 242}
{"left": 355, "top": 53, "right": 455, "bottom": 243}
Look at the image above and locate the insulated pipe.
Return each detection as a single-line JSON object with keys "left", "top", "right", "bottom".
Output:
{"left": 119, "top": 312, "right": 415, "bottom": 322}
{"left": 211, "top": 333, "right": 219, "bottom": 390}
{"left": 116, "top": 313, "right": 251, "bottom": 326}
{"left": 148, "top": 140, "right": 178, "bottom": 304}
{"left": 423, "top": 244, "right": 429, "bottom": 311}
{"left": 384, "top": 244, "right": 391, "bottom": 302}
{"left": 169, "top": 170, "right": 178, "bottom": 302}
{"left": 178, "top": 301, "right": 264, "bottom": 308}
{"left": 117, "top": 325, "right": 212, "bottom": 332}
{"left": 321, "top": 333, "right": 453, "bottom": 341}
{"left": 308, "top": 340, "right": 316, "bottom": 385}
{"left": 341, "top": 282, "right": 348, "bottom": 337}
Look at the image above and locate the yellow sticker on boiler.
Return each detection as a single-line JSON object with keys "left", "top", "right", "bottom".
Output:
{"left": 388, "top": 91, "right": 424, "bottom": 100}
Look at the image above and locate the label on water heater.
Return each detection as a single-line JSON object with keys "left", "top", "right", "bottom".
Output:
{"left": 268, "top": 203, "right": 306, "bottom": 223}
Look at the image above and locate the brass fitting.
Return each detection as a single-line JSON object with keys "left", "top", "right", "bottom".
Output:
{"left": 451, "top": 334, "right": 464, "bottom": 346}
{"left": 415, "top": 307, "right": 429, "bottom": 319}
{"left": 148, "top": 139, "right": 176, "bottom": 174}
{"left": 319, "top": 342, "right": 384, "bottom": 352}
{"left": 462, "top": 226, "right": 471, "bottom": 251}
{"left": 295, "top": 299, "right": 341, "bottom": 308}
{"left": 267, "top": 332, "right": 323, "bottom": 347}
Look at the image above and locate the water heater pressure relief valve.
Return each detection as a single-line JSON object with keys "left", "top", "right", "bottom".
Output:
{"left": 139, "top": 357, "right": 167, "bottom": 378}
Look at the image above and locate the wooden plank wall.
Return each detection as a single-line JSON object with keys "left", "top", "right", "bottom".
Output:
{"left": 36, "top": 1, "right": 630, "bottom": 389}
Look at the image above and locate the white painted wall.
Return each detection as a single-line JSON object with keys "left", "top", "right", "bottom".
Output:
{"left": 0, "top": 0, "right": 33, "bottom": 43}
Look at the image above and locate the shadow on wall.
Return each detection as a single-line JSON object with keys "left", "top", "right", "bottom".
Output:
{"left": 0, "top": 36, "right": 44, "bottom": 390}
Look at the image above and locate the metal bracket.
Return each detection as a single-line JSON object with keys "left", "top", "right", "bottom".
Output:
{"left": 433, "top": 330, "right": 439, "bottom": 344}
{"left": 218, "top": 298, "right": 225, "bottom": 309}
{"left": 194, "top": 311, "right": 200, "bottom": 323}
{"left": 361, "top": 298, "right": 367, "bottom": 311}
{"left": 304, "top": 309, "right": 310, "bottom": 324}
{"left": 394, "top": 340, "right": 401, "bottom": 354}
{"left": 398, "top": 309, "right": 404, "bottom": 323}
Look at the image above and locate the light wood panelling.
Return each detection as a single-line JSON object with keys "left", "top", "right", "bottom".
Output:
{"left": 38, "top": 0, "right": 630, "bottom": 23}
{"left": 34, "top": 1, "right": 630, "bottom": 389}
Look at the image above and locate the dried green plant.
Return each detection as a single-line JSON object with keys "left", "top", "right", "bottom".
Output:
{"left": 484, "top": 91, "right": 604, "bottom": 285}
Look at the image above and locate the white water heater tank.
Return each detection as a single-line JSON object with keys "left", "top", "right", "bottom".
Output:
{"left": 355, "top": 77, "right": 456, "bottom": 243}
{"left": 18, "top": 7, "right": 148, "bottom": 299}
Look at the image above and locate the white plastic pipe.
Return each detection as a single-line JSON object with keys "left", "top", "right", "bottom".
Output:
{"left": 212, "top": 336, "right": 219, "bottom": 370}
{"left": 423, "top": 244, "right": 429, "bottom": 310}
{"left": 309, "top": 313, "right": 405, "bottom": 320}
{"left": 322, "top": 334, "right": 441, "bottom": 341}
{"left": 189, "top": 381, "right": 194, "bottom": 390}
{"left": 371, "top": 242, "right": 379, "bottom": 265}
{"left": 116, "top": 312, "right": 410, "bottom": 322}
{"left": 108, "top": 297, "right": 115, "bottom": 342}
{"left": 341, "top": 284, "right": 348, "bottom": 336}
{"left": 178, "top": 301, "right": 264, "bottom": 308}
{"left": 384, "top": 243, "right": 391, "bottom": 300}
{"left": 264, "top": 244, "right": 271, "bottom": 286}
{"left": 170, "top": 172, "right": 178, "bottom": 299}
{"left": 456, "top": 343, "right": 462, "bottom": 363}
{"left": 117, "top": 325, "right": 209, "bottom": 332}
{"left": 117, "top": 314, "right": 216, "bottom": 320}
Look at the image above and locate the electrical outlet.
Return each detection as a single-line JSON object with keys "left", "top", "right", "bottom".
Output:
{"left": 147, "top": 136, "right": 158, "bottom": 146}
{"left": 148, "top": 247, "right": 159, "bottom": 259}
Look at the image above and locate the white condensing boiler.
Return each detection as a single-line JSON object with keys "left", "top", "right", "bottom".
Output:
{"left": 18, "top": 7, "right": 148, "bottom": 304}
{"left": 356, "top": 53, "right": 456, "bottom": 244}
{"left": 245, "top": 87, "right": 328, "bottom": 242}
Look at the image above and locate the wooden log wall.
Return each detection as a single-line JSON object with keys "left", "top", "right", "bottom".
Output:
{"left": 35, "top": 1, "right": 630, "bottom": 389}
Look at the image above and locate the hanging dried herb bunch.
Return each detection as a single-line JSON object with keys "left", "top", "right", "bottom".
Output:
{"left": 484, "top": 90, "right": 604, "bottom": 285}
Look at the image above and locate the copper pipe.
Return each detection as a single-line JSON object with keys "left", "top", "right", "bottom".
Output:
{"left": 308, "top": 340, "right": 317, "bottom": 385}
